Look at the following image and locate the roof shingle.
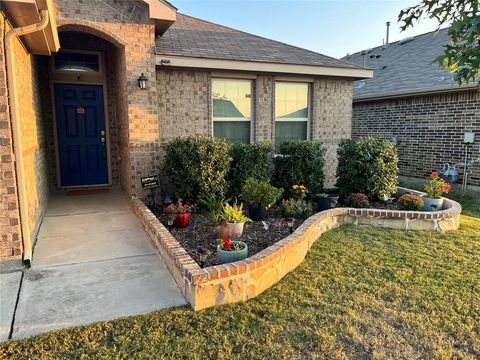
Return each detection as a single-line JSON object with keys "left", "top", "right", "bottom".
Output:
{"left": 156, "top": 13, "right": 362, "bottom": 70}
{"left": 342, "top": 28, "right": 478, "bottom": 99}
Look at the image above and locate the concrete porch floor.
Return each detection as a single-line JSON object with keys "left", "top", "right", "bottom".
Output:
{"left": 0, "top": 188, "right": 186, "bottom": 341}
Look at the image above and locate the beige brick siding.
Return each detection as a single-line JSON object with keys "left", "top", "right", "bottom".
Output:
{"left": 352, "top": 91, "right": 480, "bottom": 186}
{"left": 0, "top": 16, "right": 22, "bottom": 258}
{"left": 311, "top": 79, "right": 353, "bottom": 187}
{"left": 156, "top": 69, "right": 353, "bottom": 189}
{"left": 157, "top": 69, "right": 211, "bottom": 144}
{"left": 254, "top": 75, "right": 274, "bottom": 143}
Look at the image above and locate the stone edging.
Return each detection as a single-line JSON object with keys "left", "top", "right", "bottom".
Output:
{"left": 131, "top": 189, "right": 461, "bottom": 311}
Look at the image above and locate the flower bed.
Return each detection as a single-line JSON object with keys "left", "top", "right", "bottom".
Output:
{"left": 131, "top": 187, "right": 462, "bottom": 312}
{"left": 150, "top": 210, "right": 303, "bottom": 268}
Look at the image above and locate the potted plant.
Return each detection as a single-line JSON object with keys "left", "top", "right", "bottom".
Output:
{"left": 221, "top": 201, "right": 251, "bottom": 239}
{"left": 397, "top": 193, "right": 424, "bottom": 211}
{"left": 165, "top": 198, "right": 195, "bottom": 228}
{"left": 217, "top": 238, "right": 248, "bottom": 264}
{"left": 423, "top": 172, "right": 451, "bottom": 211}
{"left": 315, "top": 191, "right": 339, "bottom": 211}
{"left": 241, "top": 178, "right": 283, "bottom": 221}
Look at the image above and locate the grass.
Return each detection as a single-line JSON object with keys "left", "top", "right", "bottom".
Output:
{"left": 1, "top": 193, "right": 479, "bottom": 359}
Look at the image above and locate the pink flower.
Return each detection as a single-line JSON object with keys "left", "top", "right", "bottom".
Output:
{"left": 442, "top": 184, "right": 451, "bottom": 192}
{"left": 431, "top": 172, "right": 439, "bottom": 178}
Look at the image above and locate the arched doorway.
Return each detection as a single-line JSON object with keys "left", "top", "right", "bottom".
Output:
{"left": 44, "top": 28, "right": 128, "bottom": 189}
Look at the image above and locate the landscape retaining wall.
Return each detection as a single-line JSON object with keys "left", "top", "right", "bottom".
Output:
{"left": 131, "top": 189, "right": 461, "bottom": 311}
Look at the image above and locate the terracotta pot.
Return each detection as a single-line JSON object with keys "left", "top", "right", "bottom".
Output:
{"left": 422, "top": 196, "right": 444, "bottom": 212}
{"left": 173, "top": 213, "right": 191, "bottom": 228}
{"left": 225, "top": 222, "right": 245, "bottom": 239}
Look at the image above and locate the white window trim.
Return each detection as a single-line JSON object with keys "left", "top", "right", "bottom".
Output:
{"left": 274, "top": 82, "right": 311, "bottom": 142}
{"left": 212, "top": 78, "right": 253, "bottom": 144}
{"left": 213, "top": 117, "right": 251, "bottom": 122}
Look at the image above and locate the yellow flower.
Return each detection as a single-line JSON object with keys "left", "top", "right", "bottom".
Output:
{"left": 301, "top": 189, "right": 305, "bottom": 193}
{"left": 299, "top": 185, "right": 306, "bottom": 190}
{"left": 292, "top": 185, "right": 299, "bottom": 189}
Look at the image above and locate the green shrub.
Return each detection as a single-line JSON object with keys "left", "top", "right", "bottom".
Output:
{"left": 163, "top": 136, "right": 232, "bottom": 203}
{"left": 336, "top": 137, "right": 399, "bottom": 201}
{"left": 240, "top": 178, "right": 283, "bottom": 209}
{"left": 343, "top": 193, "right": 370, "bottom": 208}
{"left": 281, "top": 198, "right": 313, "bottom": 219}
{"left": 398, "top": 194, "right": 424, "bottom": 211}
{"left": 228, "top": 143, "right": 273, "bottom": 197}
{"left": 273, "top": 140, "right": 326, "bottom": 195}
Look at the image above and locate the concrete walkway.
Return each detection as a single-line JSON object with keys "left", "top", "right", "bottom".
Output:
{"left": 0, "top": 188, "right": 185, "bottom": 340}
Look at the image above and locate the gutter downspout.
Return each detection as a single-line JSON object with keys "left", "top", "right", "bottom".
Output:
{"left": 5, "top": 9, "right": 50, "bottom": 266}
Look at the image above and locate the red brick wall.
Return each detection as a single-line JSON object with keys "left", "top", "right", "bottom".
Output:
{"left": 352, "top": 90, "right": 480, "bottom": 186}
{"left": 0, "top": 15, "right": 22, "bottom": 258}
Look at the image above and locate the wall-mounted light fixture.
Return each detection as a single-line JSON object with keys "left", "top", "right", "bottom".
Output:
{"left": 138, "top": 73, "right": 148, "bottom": 90}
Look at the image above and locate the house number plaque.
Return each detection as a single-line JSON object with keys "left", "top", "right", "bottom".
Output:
{"left": 141, "top": 175, "right": 160, "bottom": 188}
{"left": 76, "top": 106, "right": 85, "bottom": 114}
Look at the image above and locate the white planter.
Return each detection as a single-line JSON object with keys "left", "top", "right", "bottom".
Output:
{"left": 422, "top": 196, "right": 444, "bottom": 211}
{"left": 225, "top": 222, "right": 245, "bottom": 239}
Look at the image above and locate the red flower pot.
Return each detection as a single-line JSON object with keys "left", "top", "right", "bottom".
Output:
{"left": 173, "top": 213, "right": 191, "bottom": 228}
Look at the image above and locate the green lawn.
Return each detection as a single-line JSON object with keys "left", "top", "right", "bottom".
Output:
{"left": 2, "top": 193, "right": 479, "bottom": 359}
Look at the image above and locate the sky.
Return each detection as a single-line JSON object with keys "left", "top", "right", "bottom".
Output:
{"left": 170, "top": 0, "right": 442, "bottom": 59}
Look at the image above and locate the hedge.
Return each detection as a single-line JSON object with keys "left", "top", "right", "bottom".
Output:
{"left": 273, "top": 140, "right": 326, "bottom": 195}
{"left": 227, "top": 143, "right": 274, "bottom": 197}
{"left": 336, "top": 137, "right": 399, "bottom": 200}
{"left": 163, "top": 136, "right": 232, "bottom": 203}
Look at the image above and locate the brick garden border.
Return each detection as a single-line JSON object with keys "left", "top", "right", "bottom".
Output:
{"left": 131, "top": 188, "right": 461, "bottom": 311}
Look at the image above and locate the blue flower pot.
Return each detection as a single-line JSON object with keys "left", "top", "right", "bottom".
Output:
{"left": 422, "top": 196, "right": 443, "bottom": 211}
{"left": 217, "top": 241, "right": 248, "bottom": 264}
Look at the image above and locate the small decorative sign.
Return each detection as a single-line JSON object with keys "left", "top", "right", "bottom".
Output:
{"left": 141, "top": 175, "right": 160, "bottom": 188}
{"left": 76, "top": 106, "right": 85, "bottom": 114}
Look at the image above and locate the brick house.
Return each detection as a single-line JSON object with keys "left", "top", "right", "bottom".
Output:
{"left": 344, "top": 29, "right": 480, "bottom": 188}
{"left": 0, "top": 0, "right": 371, "bottom": 263}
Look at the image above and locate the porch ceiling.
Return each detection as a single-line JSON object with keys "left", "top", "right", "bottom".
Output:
{"left": 2, "top": 0, "right": 60, "bottom": 55}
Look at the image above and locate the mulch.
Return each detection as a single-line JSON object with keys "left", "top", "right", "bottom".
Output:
{"left": 148, "top": 198, "right": 405, "bottom": 267}
{"left": 149, "top": 206, "right": 304, "bottom": 268}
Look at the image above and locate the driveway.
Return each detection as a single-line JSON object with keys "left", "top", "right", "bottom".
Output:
{"left": 0, "top": 188, "right": 185, "bottom": 340}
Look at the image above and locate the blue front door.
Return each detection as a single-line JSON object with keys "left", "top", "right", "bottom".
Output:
{"left": 54, "top": 84, "right": 108, "bottom": 186}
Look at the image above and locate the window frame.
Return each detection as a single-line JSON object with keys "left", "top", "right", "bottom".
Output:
{"left": 274, "top": 81, "right": 311, "bottom": 146}
{"left": 211, "top": 78, "right": 253, "bottom": 144}
{"left": 52, "top": 49, "right": 104, "bottom": 75}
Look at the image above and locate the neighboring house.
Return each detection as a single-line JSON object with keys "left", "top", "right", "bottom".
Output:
{"left": 0, "top": 0, "right": 371, "bottom": 262}
{"left": 343, "top": 28, "right": 480, "bottom": 187}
